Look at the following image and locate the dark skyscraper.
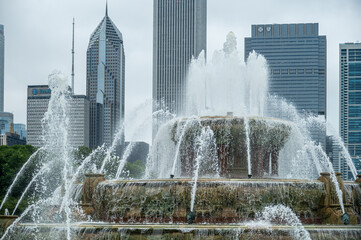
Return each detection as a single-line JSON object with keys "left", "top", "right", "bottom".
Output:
{"left": 0, "top": 24, "right": 4, "bottom": 112}
{"left": 245, "top": 23, "right": 326, "bottom": 117}
{"left": 153, "top": 0, "right": 207, "bottom": 116}
{"left": 86, "top": 5, "right": 125, "bottom": 148}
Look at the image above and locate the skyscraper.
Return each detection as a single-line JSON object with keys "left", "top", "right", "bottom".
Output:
{"left": 340, "top": 42, "right": 361, "bottom": 178}
{"left": 245, "top": 23, "right": 326, "bottom": 116}
{"left": 87, "top": 5, "right": 125, "bottom": 148}
{"left": 0, "top": 24, "right": 4, "bottom": 112}
{"left": 27, "top": 85, "right": 90, "bottom": 148}
{"left": 153, "top": 0, "right": 207, "bottom": 116}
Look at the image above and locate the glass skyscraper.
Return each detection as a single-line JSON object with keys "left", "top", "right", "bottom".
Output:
{"left": 0, "top": 24, "right": 4, "bottom": 112}
{"left": 340, "top": 43, "right": 361, "bottom": 177}
{"left": 153, "top": 0, "right": 207, "bottom": 116}
{"left": 86, "top": 5, "right": 125, "bottom": 148}
{"left": 245, "top": 23, "right": 326, "bottom": 117}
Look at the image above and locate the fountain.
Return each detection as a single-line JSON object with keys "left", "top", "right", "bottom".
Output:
{"left": 1, "top": 34, "right": 361, "bottom": 239}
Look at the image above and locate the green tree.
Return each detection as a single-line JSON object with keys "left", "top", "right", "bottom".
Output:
{"left": 0, "top": 145, "right": 37, "bottom": 214}
{"left": 122, "top": 160, "right": 146, "bottom": 179}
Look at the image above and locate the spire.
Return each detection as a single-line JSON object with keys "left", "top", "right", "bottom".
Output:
{"left": 71, "top": 18, "right": 75, "bottom": 95}
{"left": 105, "top": 0, "right": 108, "bottom": 16}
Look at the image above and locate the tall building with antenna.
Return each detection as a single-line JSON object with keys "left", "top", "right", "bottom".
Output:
{"left": 86, "top": 3, "right": 125, "bottom": 148}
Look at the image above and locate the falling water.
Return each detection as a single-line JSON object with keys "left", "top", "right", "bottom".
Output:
{"left": 326, "top": 124, "right": 358, "bottom": 180}
{"left": 268, "top": 153, "right": 272, "bottom": 175}
{"left": 190, "top": 126, "right": 217, "bottom": 212}
{"left": 99, "top": 124, "right": 124, "bottom": 173}
{"left": 244, "top": 116, "right": 252, "bottom": 176}
{"left": 115, "top": 142, "right": 136, "bottom": 179}
{"left": 186, "top": 32, "right": 268, "bottom": 117}
{"left": 1, "top": 72, "right": 74, "bottom": 240}
{"left": 171, "top": 117, "right": 200, "bottom": 177}
{"left": 314, "top": 144, "right": 345, "bottom": 213}
{"left": 247, "top": 204, "right": 311, "bottom": 240}
{"left": 0, "top": 147, "right": 44, "bottom": 211}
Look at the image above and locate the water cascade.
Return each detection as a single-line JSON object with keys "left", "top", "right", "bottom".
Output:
{"left": 244, "top": 116, "right": 252, "bottom": 177}
{"left": 0, "top": 147, "right": 44, "bottom": 211}
{"left": 190, "top": 126, "right": 217, "bottom": 214}
{"left": 1, "top": 34, "right": 361, "bottom": 239}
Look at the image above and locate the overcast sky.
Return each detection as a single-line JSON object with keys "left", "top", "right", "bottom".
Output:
{"left": 0, "top": 0, "right": 360, "bottom": 143}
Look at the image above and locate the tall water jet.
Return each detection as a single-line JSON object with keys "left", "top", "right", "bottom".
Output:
{"left": 186, "top": 32, "right": 268, "bottom": 117}
{"left": 190, "top": 126, "right": 217, "bottom": 215}
{"left": 244, "top": 116, "right": 252, "bottom": 177}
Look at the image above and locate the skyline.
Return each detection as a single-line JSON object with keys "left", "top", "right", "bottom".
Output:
{"left": 0, "top": 0, "right": 361, "bottom": 143}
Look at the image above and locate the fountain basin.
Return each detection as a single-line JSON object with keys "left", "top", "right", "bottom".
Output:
{"left": 12, "top": 223, "right": 361, "bottom": 239}
{"left": 88, "top": 179, "right": 360, "bottom": 225}
{"left": 171, "top": 116, "right": 291, "bottom": 178}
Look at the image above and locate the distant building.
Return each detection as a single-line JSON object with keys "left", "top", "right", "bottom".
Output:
{"left": 0, "top": 122, "right": 26, "bottom": 146}
{"left": 245, "top": 23, "right": 326, "bottom": 115}
{"left": 153, "top": 0, "right": 207, "bottom": 116}
{"left": 0, "top": 24, "right": 4, "bottom": 112}
{"left": 326, "top": 135, "right": 348, "bottom": 179}
{"left": 0, "top": 132, "right": 26, "bottom": 146}
{"left": 27, "top": 85, "right": 89, "bottom": 148}
{"left": 14, "top": 123, "right": 26, "bottom": 140}
{"left": 340, "top": 42, "right": 361, "bottom": 177}
{"left": 86, "top": 4, "right": 125, "bottom": 148}
{"left": 0, "top": 111, "right": 13, "bottom": 134}
{"left": 245, "top": 23, "right": 327, "bottom": 146}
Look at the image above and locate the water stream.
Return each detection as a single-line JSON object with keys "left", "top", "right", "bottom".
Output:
{"left": 244, "top": 116, "right": 252, "bottom": 176}
{"left": 190, "top": 126, "right": 217, "bottom": 212}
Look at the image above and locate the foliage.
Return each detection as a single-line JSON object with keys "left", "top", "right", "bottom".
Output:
{"left": 72, "top": 145, "right": 93, "bottom": 167}
{"left": 0, "top": 145, "right": 37, "bottom": 214}
{"left": 122, "top": 160, "right": 146, "bottom": 179}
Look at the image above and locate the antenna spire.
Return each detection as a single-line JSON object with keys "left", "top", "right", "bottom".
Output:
{"left": 71, "top": 18, "right": 75, "bottom": 95}
{"left": 106, "top": 0, "right": 108, "bottom": 16}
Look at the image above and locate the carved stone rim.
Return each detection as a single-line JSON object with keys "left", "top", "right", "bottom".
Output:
{"left": 0, "top": 215, "right": 18, "bottom": 219}
{"left": 84, "top": 173, "right": 105, "bottom": 178}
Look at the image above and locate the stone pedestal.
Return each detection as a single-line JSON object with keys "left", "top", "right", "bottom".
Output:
{"left": 81, "top": 173, "right": 105, "bottom": 219}
{"left": 0, "top": 215, "right": 17, "bottom": 236}
{"left": 318, "top": 172, "right": 357, "bottom": 224}
{"left": 356, "top": 174, "right": 361, "bottom": 184}
{"left": 83, "top": 173, "right": 105, "bottom": 204}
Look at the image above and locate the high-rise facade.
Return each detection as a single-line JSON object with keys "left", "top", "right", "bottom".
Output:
{"left": 27, "top": 85, "right": 89, "bottom": 148}
{"left": 245, "top": 23, "right": 326, "bottom": 116}
{"left": 86, "top": 6, "right": 125, "bottom": 148}
{"left": 153, "top": 0, "right": 207, "bottom": 116}
{"left": 0, "top": 24, "right": 4, "bottom": 112}
{"left": 340, "top": 43, "right": 361, "bottom": 178}
{"left": 0, "top": 111, "right": 13, "bottom": 134}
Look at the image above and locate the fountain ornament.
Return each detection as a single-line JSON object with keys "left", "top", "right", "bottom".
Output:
{"left": 1, "top": 34, "right": 361, "bottom": 239}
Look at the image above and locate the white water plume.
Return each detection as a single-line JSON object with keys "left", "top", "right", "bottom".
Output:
{"left": 247, "top": 205, "right": 311, "bottom": 240}
{"left": 171, "top": 117, "right": 201, "bottom": 177}
{"left": 190, "top": 126, "right": 218, "bottom": 211}
{"left": 186, "top": 32, "right": 268, "bottom": 117}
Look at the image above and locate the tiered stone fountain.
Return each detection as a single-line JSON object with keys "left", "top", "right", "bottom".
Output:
{"left": 3, "top": 116, "right": 360, "bottom": 240}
